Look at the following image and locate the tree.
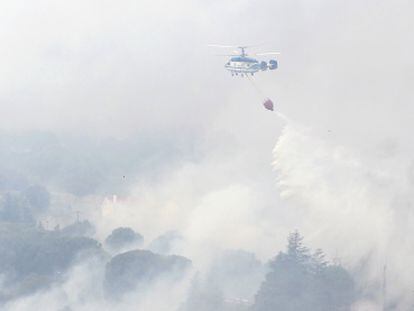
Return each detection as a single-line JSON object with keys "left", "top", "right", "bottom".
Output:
{"left": 311, "top": 249, "right": 328, "bottom": 274}
{"left": 105, "top": 227, "right": 143, "bottom": 252}
{"left": 104, "top": 249, "right": 191, "bottom": 299}
{"left": 252, "top": 231, "right": 356, "bottom": 311}
{"left": 286, "top": 230, "right": 310, "bottom": 264}
{"left": 0, "top": 222, "right": 103, "bottom": 302}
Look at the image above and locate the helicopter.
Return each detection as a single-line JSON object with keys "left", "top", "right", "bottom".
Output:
{"left": 209, "top": 44, "right": 279, "bottom": 77}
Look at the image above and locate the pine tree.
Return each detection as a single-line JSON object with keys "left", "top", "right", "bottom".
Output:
{"left": 286, "top": 230, "right": 310, "bottom": 264}
{"left": 311, "top": 248, "right": 328, "bottom": 274}
{"left": 252, "top": 231, "right": 356, "bottom": 311}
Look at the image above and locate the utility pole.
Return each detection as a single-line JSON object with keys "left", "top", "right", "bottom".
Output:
{"left": 382, "top": 265, "right": 387, "bottom": 311}
{"left": 75, "top": 210, "right": 80, "bottom": 223}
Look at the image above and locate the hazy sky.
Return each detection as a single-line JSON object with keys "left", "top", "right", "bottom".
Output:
{"left": 1, "top": 0, "right": 413, "bottom": 145}
{"left": 1, "top": 1, "right": 414, "bottom": 308}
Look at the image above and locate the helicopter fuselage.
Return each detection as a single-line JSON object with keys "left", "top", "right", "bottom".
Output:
{"left": 224, "top": 56, "right": 277, "bottom": 76}
{"left": 225, "top": 56, "right": 260, "bottom": 75}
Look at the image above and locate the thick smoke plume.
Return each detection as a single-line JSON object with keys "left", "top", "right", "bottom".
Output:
{"left": 1, "top": 0, "right": 414, "bottom": 309}
{"left": 273, "top": 122, "right": 414, "bottom": 309}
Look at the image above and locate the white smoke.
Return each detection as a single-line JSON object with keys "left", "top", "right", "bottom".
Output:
{"left": 273, "top": 121, "right": 414, "bottom": 308}
{"left": 93, "top": 155, "right": 286, "bottom": 265}
{"left": 3, "top": 257, "right": 193, "bottom": 311}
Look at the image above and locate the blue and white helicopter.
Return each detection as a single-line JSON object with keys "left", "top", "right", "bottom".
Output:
{"left": 209, "top": 44, "right": 279, "bottom": 77}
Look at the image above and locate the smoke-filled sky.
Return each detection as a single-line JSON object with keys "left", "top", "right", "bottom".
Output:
{"left": 2, "top": 0, "right": 414, "bottom": 142}
{"left": 1, "top": 0, "right": 414, "bottom": 309}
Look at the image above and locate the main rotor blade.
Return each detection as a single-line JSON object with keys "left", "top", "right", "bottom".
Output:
{"left": 208, "top": 44, "right": 263, "bottom": 49}
{"left": 238, "top": 43, "right": 264, "bottom": 49}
